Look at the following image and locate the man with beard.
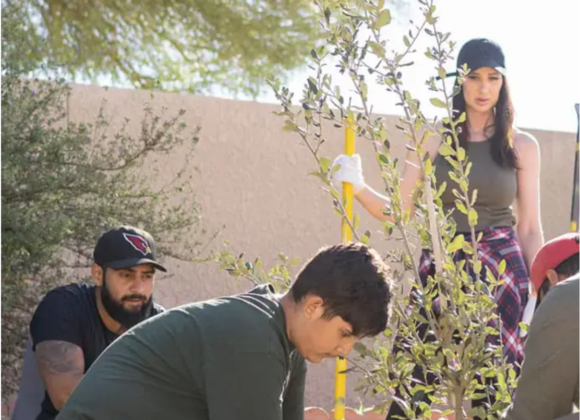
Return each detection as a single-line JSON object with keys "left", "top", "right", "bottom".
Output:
{"left": 29, "top": 226, "right": 166, "bottom": 420}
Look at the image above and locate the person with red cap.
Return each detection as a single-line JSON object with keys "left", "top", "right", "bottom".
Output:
{"left": 529, "top": 232, "right": 579, "bottom": 308}
{"left": 503, "top": 232, "right": 579, "bottom": 420}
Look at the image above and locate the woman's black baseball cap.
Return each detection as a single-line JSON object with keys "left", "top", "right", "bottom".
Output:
{"left": 437, "top": 38, "right": 506, "bottom": 79}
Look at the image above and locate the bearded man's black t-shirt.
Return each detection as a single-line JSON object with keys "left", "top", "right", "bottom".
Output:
{"left": 29, "top": 283, "right": 164, "bottom": 420}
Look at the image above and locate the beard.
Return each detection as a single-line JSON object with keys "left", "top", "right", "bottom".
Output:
{"left": 100, "top": 281, "right": 154, "bottom": 330}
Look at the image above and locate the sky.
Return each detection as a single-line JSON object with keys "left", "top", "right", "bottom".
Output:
{"left": 237, "top": 0, "right": 580, "bottom": 134}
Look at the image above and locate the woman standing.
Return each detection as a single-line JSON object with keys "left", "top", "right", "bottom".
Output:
{"left": 332, "top": 38, "right": 544, "bottom": 419}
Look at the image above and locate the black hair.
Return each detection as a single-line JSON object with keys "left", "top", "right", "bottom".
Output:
{"left": 290, "top": 243, "right": 391, "bottom": 338}
{"left": 536, "top": 252, "right": 579, "bottom": 309}
{"left": 554, "top": 252, "right": 580, "bottom": 278}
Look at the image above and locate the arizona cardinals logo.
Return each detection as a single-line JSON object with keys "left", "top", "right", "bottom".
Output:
{"left": 123, "top": 233, "right": 152, "bottom": 256}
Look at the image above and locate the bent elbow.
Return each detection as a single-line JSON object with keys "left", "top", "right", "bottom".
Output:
{"left": 49, "top": 393, "right": 67, "bottom": 411}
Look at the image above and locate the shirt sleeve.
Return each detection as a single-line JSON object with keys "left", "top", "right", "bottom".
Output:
{"left": 151, "top": 302, "right": 166, "bottom": 315}
{"left": 503, "top": 279, "right": 579, "bottom": 420}
{"left": 283, "top": 355, "right": 307, "bottom": 420}
{"left": 29, "top": 287, "right": 83, "bottom": 350}
{"left": 204, "top": 351, "right": 290, "bottom": 420}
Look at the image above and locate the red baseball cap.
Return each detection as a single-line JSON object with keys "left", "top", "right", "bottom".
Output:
{"left": 530, "top": 232, "right": 579, "bottom": 292}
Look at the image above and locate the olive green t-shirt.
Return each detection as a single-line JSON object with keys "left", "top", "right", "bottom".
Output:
{"left": 434, "top": 139, "right": 517, "bottom": 233}
{"left": 56, "top": 284, "right": 306, "bottom": 420}
{"left": 503, "top": 274, "right": 579, "bottom": 420}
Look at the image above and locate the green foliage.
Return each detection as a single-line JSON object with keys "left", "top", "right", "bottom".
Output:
{"left": 1, "top": 7, "right": 209, "bottom": 398}
{"left": 4, "top": 0, "right": 320, "bottom": 96}
{"left": 214, "top": 245, "right": 301, "bottom": 293}
{"left": 267, "top": 0, "right": 518, "bottom": 418}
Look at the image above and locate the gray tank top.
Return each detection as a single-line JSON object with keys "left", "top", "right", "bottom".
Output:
{"left": 434, "top": 139, "right": 516, "bottom": 233}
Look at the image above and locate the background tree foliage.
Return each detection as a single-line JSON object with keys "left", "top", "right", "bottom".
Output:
{"left": 3, "top": 0, "right": 320, "bottom": 96}
{"left": 1, "top": 2, "right": 208, "bottom": 399}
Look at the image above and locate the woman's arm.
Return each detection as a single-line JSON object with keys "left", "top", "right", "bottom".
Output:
{"left": 334, "top": 135, "right": 441, "bottom": 223}
{"left": 513, "top": 131, "right": 544, "bottom": 271}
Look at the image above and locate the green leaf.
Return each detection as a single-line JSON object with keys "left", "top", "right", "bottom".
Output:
{"left": 361, "top": 234, "right": 370, "bottom": 245}
{"left": 498, "top": 259, "right": 506, "bottom": 276}
{"left": 455, "top": 199, "right": 467, "bottom": 214}
{"left": 447, "top": 234, "right": 465, "bottom": 253}
{"left": 378, "top": 126, "right": 387, "bottom": 142}
{"left": 376, "top": 9, "right": 392, "bottom": 28}
{"left": 360, "top": 80, "right": 368, "bottom": 100}
{"left": 319, "top": 157, "right": 332, "bottom": 173}
{"left": 452, "top": 189, "right": 463, "bottom": 199}
{"left": 307, "top": 77, "right": 318, "bottom": 94}
{"left": 330, "top": 187, "right": 339, "bottom": 200}
{"left": 465, "top": 161, "right": 473, "bottom": 177}
{"left": 497, "top": 372, "right": 506, "bottom": 389}
{"left": 369, "top": 41, "right": 386, "bottom": 57}
{"left": 435, "top": 181, "right": 447, "bottom": 199}
{"left": 462, "top": 240, "right": 474, "bottom": 255}
{"left": 438, "top": 143, "right": 454, "bottom": 156}
{"left": 308, "top": 171, "right": 326, "bottom": 182}
{"left": 353, "top": 213, "right": 360, "bottom": 230}
{"left": 424, "top": 158, "right": 433, "bottom": 176}
{"left": 430, "top": 98, "right": 447, "bottom": 108}
{"left": 471, "top": 189, "right": 478, "bottom": 206}
{"left": 403, "top": 35, "right": 411, "bottom": 48}
{"left": 282, "top": 120, "right": 299, "bottom": 132}
{"left": 457, "top": 147, "right": 466, "bottom": 162}
{"left": 449, "top": 171, "right": 461, "bottom": 184}
{"left": 426, "top": 6, "right": 436, "bottom": 24}
{"left": 289, "top": 257, "right": 301, "bottom": 266}
{"left": 361, "top": 230, "right": 371, "bottom": 245}
{"left": 330, "top": 163, "right": 342, "bottom": 178}
{"left": 468, "top": 208, "right": 478, "bottom": 227}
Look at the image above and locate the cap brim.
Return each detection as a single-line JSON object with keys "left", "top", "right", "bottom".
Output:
{"left": 435, "top": 64, "right": 506, "bottom": 81}
{"left": 105, "top": 258, "right": 168, "bottom": 273}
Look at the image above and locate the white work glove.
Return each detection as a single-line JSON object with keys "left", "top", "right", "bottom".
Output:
{"left": 330, "top": 154, "right": 366, "bottom": 195}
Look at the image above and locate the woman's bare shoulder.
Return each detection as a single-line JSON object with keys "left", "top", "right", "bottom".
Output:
{"left": 513, "top": 128, "right": 539, "bottom": 153}
{"left": 512, "top": 128, "right": 540, "bottom": 167}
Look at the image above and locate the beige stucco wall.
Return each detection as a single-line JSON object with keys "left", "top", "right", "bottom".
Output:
{"left": 66, "top": 82, "right": 577, "bottom": 410}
